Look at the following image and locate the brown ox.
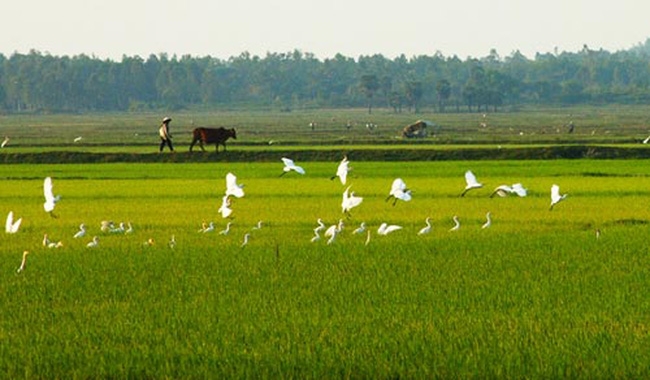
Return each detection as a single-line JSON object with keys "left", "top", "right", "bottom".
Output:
{"left": 190, "top": 127, "right": 237, "bottom": 152}
{"left": 402, "top": 120, "right": 433, "bottom": 138}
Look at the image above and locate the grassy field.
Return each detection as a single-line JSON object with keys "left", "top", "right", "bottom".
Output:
{"left": 2, "top": 158, "right": 650, "bottom": 378}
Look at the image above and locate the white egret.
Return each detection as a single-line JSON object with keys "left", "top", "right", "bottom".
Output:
{"left": 241, "top": 233, "right": 250, "bottom": 247}
{"left": 352, "top": 222, "right": 366, "bottom": 235}
{"left": 1, "top": 136, "right": 9, "bottom": 148}
{"left": 331, "top": 156, "right": 350, "bottom": 185}
{"left": 169, "top": 235, "right": 177, "bottom": 249}
{"left": 377, "top": 223, "right": 402, "bottom": 235}
{"left": 86, "top": 236, "right": 99, "bottom": 248}
{"left": 280, "top": 157, "right": 306, "bottom": 176}
{"left": 310, "top": 231, "right": 321, "bottom": 243}
{"left": 550, "top": 184, "right": 567, "bottom": 210}
{"left": 16, "top": 251, "right": 29, "bottom": 273}
{"left": 461, "top": 170, "right": 483, "bottom": 197}
{"left": 365, "top": 230, "right": 371, "bottom": 245}
{"left": 100, "top": 220, "right": 114, "bottom": 232}
{"left": 449, "top": 216, "right": 460, "bottom": 231}
{"left": 341, "top": 186, "right": 363, "bottom": 216}
{"left": 252, "top": 220, "right": 263, "bottom": 230}
{"left": 386, "top": 178, "right": 412, "bottom": 206}
{"left": 125, "top": 222, "right": 133, "bottom": 234}
{"left": 43, "top": 177, "right": 61, "bottom": 217}
{"left": 314, "top": 219, "right": 326, "bottom": 235}
{"left": 73, "top": 223, "right": 86, "bottom": 238}
{"left": 219, "top": 222, "right": 232, "bottom": 235}
{"left": 418, "top": 217, "right": 432, "bottom": 235}
{"left": 43, "top": 234, "right": 51, "bottom": 247}
{"left": 225, "top": 172, "right": 245, "bottom": 198}
{"left": 73, "top": 136, "right": 83, "bottom": 143}
{"left": 490, "top": 183, "right": 527, "bottom": 198}
{"left": 644, "top": 135, "right": 650, "bottom": 144}
{"left": 202, "top": 222, "right": 215, "bottom": 233}
{"left": 48, "top": 240, "right": 63, "bottom": 249}
{"left": 218, "top": 195, "right": 233, "bottom": 218}
{"left": 110, "top": 222, "right": 126, "bottom": 233}
{"left": 5, "top": 211, "right": 22, "bottom": 234}
{"left": 482, "top": 212, "right": 492, "bottom": 229}
{"left": 325, "top": 220, "right": 344, "bottom": 244}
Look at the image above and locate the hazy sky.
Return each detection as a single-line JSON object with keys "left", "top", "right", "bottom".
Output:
{"left": 2, "top": 0, "right": 649, "bottom": 61}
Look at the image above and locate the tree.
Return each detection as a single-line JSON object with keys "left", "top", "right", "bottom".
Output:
{"left": 404, "top": 81, "right": 423, "bottom": 113}
{"left": 435, "top": 79, "right": 451, "bottom": 112}
{"left": 359, "top": 74, "right": 379, "bottom": 114}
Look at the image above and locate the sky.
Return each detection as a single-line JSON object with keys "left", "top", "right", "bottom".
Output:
{"left": 2, "top": 0, "right": 649, "bottom": 61}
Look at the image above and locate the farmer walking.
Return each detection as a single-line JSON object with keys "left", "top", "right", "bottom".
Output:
{"left": 159, "top": 116, "right": 174, "bottom": 152}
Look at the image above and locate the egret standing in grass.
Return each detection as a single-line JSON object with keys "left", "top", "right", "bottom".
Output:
{"left": 461, "top": 170, "right": 483, "bottom": 197}
{"left": 5, "top": 211, "right": 22, "bottom": 234}
{"left": 352, "top": 222, "right": 366, "bottom": 235}
{"left": 252, "top": 220, "right": 263, "bottom": 230}
{"left": 16, "top": 251, "right": 29, "bottom": 273}
{"left": 550, "top": 184, "right": 567, "bottom": 210}
{"left": 73, "top": 223, "right": 86, "bottom": 238}
{"left": 43, "top": 177, "right": 60, "bottom": 218}
{"left": 331, "top": 156, "right": 350, "bottom": 185}
{"left": 1, "top": 136, "right": 9, "bottom": 148}
{"left": 386, "top": 178, "right": 412, "bottom": 206}
{"left": 169, "top": 235, "right": 177, "bottom": 249}
{"left": 280, "top": 157, "right": 305, "bottom": 176}
{"left": 241, "top": 233, "right": 250, "bottom": 247}
{"left": 449, "top": 216, "right": 460, "bottom": 231}
{"left": 86, "top": 236, "right": 99, "bottom": 248}
{"left": 219, "top": 222, "right": 232, "bottom": 235}
{"left": 482, "top": 212, "right": 492, "bottom": 229}
{"left": 418, "top": 217, "right": 432, "bottom": 235}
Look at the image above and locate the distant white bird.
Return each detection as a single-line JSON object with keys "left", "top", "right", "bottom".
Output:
{"left": 418, "top": 217, "right": 432, "bottom": 235}
{"left": 86, "top": 236, "right": 99, "bottom": 248}
{"left": 73, "top": 223, "right": 86, "bottom": 238}
{"left": 218, "top": 195, "right": 233, "bottom": 218}
{"left": 331, "top": 156, "right": 350, "bottom": 185}
{"left": 490, "top": 183, "right": 527, "bottom": 198}
{"left": 280, "top": 157, "right": 306, "bottom": 176}
{"left": 449, "top": 216, "right": 460, "bottom": 231}
{"left": 1, "top": 136, "right": 9, "bottom": 148}
{"left": 352, "top": 222, "right": 367, "bottom": 235}
{"left": 482, "top": 212, "right": 492, "bottom": 229}
{"left": 100, "top": 220, "right": 114, "bottom": 232}
{"left": 43, "top": 233, "right": 51, "bottom": 247}
{"left": 241, "top": 233, "right": 250, "bottom": 247}
{"left": 386, "top": 178, "right": 412, "bottom": 205}
{"left": 314, "top": 218, "right": 326, "bottom": 235}
{"left": 461, "top": 170, "right": 483, "bottom": 197}
{"left": 341, "top": 186, "right": 363, "bottom": 216}
{"left": 43, "top": 177, "right": 61, "bottom": 217}
{"left": 16, "top": 251, "right": 29, "bottom": 273}
{"left": 644, "top": 135, "right": 650, "bottom": 144}
{"left": 377, "top": 223, "right": 402, "bottom": 235}
{"left": 5, "top": 211, "right": 22, "bottom": 234}
{"left": 252, "top": 220, "right": 263, "bottom": 230}
{"left": 169, "top": 235, "right": 176, "bottom": 249}
{"left": 73, "top": 136, "right": 83, "bottom": 143}
{"left": 219, "top": 222, "right": 232, "bottom": 235}
{"left": 550, "top": 184, "right": 567, "bottom": 210}
{"left": 125, "top": 222, "right": 133, "bottom": 234}
{"left": 202, "top": 222, "right": 215, "bottom": 233}
{"left": 365, "top": 230, "right": 371, "bottom": 245}
{"left": 325, "top": 219, "right": 344, "bottom": 244}
{"left": 110, "top": 222, "right": 126, "bottom": 233}
{"left": 310, "top": 231, "right": 321, "bottom": 243}
{"left": 225, "top": 172, "right": 245, "bottom": 198}
{"left": 48, "top": 240, "right": 63, "bottom": 249}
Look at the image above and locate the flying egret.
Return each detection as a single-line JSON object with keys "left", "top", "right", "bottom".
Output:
{"left": 219, "top": 222, "right": 232, "bottom": 235}
{"left": 5, "top": 211, "right": 22, "bottom": 234}
{"left": 550, "top": 184, "right": 567, "bottom": 210}
{"left": 386, "top": 178, "right": 412, "bottom": 206}
{"left": 377, "top": 223, "right": 402, "bottom": 235}
{"left": 225, "top": 172, "right": 245, "bottom": 198}
{"left": 460, "top": 170, "right": 483, "bottom": 197}
{"left": 352, "top": 222, "right": 367, "bottom": 235}
{"left": 449, "top": 216, "right": 460, "bottom": 231}
{"left": 280, "top": 157, "right": 305, "bottom": 176}
{"left": 1, "top": 136, "right": 9, "bottom": 148}
{"left": 331, "top": 156, "right": 350, "bottom": 185}
{"left": 482, "top": 212, "right": 492, "bottom": 229}
{"left": 490, "top": 183, "right": 527, "bottom": 198}
{"left": 341, "top": 186, "right": 363, "bottom": 216}
{"left": 43, "top": 177, "right": 61, "bottom": 217}
{"left": 86, "top": 236, "right": 99, "bottom": 248}
{"left": 73, "top": 223, "right": 86, "bottom": 238}
{"left": 241, "top": 233, "right": 250, "bottom": 247}
{"left": 16, "top": 251, "right": 29, "bottom": 273}
{"left": 418, "top": 217, "right": 432, "bottom": 235}
{"left": 218, "top": 195, "right": 233, "bottom": 218}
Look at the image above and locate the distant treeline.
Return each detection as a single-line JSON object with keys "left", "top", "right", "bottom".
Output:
{"left": 2, "top": 39, "right": 650, "bottom": 114}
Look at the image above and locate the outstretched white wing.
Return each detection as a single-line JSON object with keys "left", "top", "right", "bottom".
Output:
{"left": 225, "top": 172, "right": 245, "bottom": 198}
{"left": 465, "top": 170, "right": 481, "bottom": 188}
{"left": 43, "top": 177, "right": 57, "bottom": 212}
{"left": 511, "top": 183, "right": 527, "bottom": 197}
{"left": 550, "top": 184, "right": 561, "bottom": 204}
{"left": 335, "top": 157, "right": 349, "bottom": 185}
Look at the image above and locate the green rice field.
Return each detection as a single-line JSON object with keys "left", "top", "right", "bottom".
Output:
{"left": 2, "top": 158, "right": 650, "bottom": 378}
